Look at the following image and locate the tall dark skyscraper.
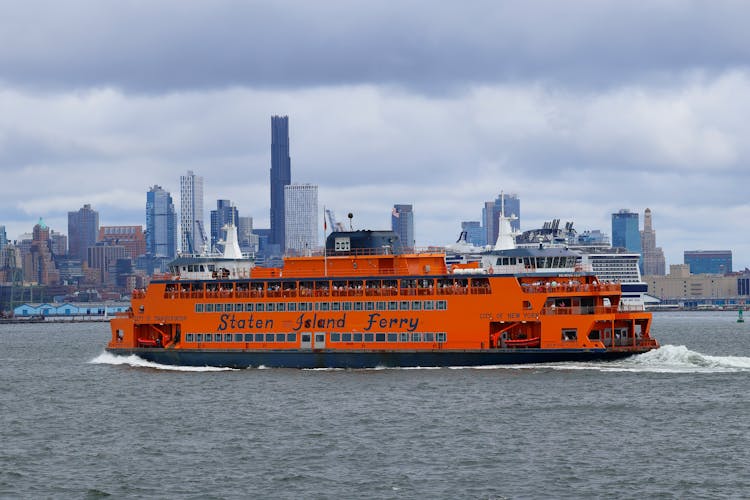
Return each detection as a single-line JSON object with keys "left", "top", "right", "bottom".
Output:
{"left": 270, "top": 115, "right": 291, "bottom": 252}
{"left": 68, "top": 204, "right": 99, "bottom": 262}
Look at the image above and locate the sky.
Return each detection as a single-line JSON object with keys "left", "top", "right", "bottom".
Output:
{"left": 1, "top": 1, "right": 749, "bottom": 270}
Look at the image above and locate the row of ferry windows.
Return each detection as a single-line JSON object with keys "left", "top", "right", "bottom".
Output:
{"left": 195, "top": 300, "right": 448, "bottom": 313}
{"left": 184, "top": 332, "right": 447, "bottom": 343}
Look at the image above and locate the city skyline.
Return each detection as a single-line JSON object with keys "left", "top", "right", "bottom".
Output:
{"left": 1, "top": 3, "right": 749, "bottom": 269}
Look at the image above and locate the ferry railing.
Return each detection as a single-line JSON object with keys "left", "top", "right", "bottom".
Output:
{"left": 521, "top": 283, "right": 620, "bottom": 294}
{"left": 541, "top": 305, "right": 619, "bottom": 315}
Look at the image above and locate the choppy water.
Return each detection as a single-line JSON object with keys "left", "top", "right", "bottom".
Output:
{"left": 2, "top": 312, "right": 750, "bottom": 499}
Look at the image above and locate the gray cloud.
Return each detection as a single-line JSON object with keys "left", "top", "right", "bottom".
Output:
{"left": 2, "top": 1, "right": 750, "bottom": 94}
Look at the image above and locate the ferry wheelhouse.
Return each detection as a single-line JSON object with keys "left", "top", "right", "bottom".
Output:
{"left": 107, "top": 221, "right": 659, "bottom": 368}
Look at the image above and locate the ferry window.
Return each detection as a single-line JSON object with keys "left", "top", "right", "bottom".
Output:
{"left": 186, "top": 334, "right": 194, "bottom": 342}
{"left": 302, "top": 334, "right": 311, "bottom": 342}
{"left": 342, "top": 333, "right": 352, "bottom": 342}
{"left": 267, "top": 303, "right": 275, "bottom": 312}
{"left": 366, "top": 280, "right": 381, "bottom": 290}
{"left": 353, "top": 302, "right": 363, "bottom": 311}
{"left": 331, "top": 302, "right": 340, "bottom": 311}
{"left": 376, "top": 301, "right": 386, "bottom": 310}
{"left": 203, "top": 334, "right": 212, "bottom": 342}
{"left": 562, "top": 329, "right": 577, "bottom": 341}
{"left": 235, "top": 303, "right": 243, "bottom": 312}
{"left": 383, "top": 279, "right": 398, "bottom": 291}
{"left": 496, "top": 258, "right": 502, "bottom": 265}
{"left": 523, "top": 300, "right": 532, "bottom": 309}
{"left": 315, "top": 334, "right": 325, "bottom": 343}
{"left": 588, "top": 330, "right": 601, "bottom": 341}
{"left": 277, "top": 303, "right": 286, "bottom": 312}
{"left": 424, "top": 301, "right": 434, "bottom": 310}
{"left": 234, "top": 334, "right": 243, "bottom": 342}
{"left": 265, "top": 333, "right": 275, "bottom": 342}
{"left": 330, "top": 333, "right": 341, "bottom": 342}
{"left": 287, "top": 303, "right": 297, "bottom": 312}
{"left": 276, "top": 333, "right": 286, "bottom": 342}
{"left": 214, "top": 304, "right": 222, "bottom": 312}
{"left": 245, "top": 303, "right": 253, "bottom": 312}
{"left": 343, "top": 302, "right": 353, "bottom": 311}
{"left": 388, "top": 301, "right": 398, "bottom": 311}
{"left": 364, "top": 333, "right": 374, "bottom": 342}
{"left": 287, "top": 333, "right": 297, "bottom": 342}
{"left": 254, "top": 333, "right": 264, "bottom": 342}
{"left": 400, "top": 333, "right": 409, "bottom": 342}
{"left": 411, "top": 301, "right": 421, "bottom": 311}
{"left": 195, "top": 334, "right": 203, "bottom": 342}
{"left": 436, "top": 300, "right": 447, "bottom": 310}
{"left": 353, "top": 333, "right": 363, "bottom": 342}
{"left": 256, "top": 303, "right": 265, "bottom": 312}
{"left": 224, "top": 304, "right": 232, "bottom": 312}
{"left": 424, "top": 332, "right": 435, "bottom": 342}
{"left": 387, "top": 333, "right": 397, "bottom": 342}
{"left": 195, "top": 304, "right": 204, "bottom": 313}
{"left": 376, "top": 333, "right": 386, "bottom": 342}
{"left": 208, "top": 265, "right": 215, "bottom": 272}
{"left": 320, "top": 302, "right": 330, "bottom": 311}
{"left": 298, "top": 302, "right": 308, "bottom": 312}
{"left": 365, "top": 301, "right": 375, "bottom": 311}
{"left": 245, "top": 334, "right": 253, "bottom": 342}
{"left": 411, "top": 333, "right": 422, "bottom": 342}
{"left": 436, "top": 332, "right": 447, "bottom": 342}
{"left": 220, "top": 334, "right": 229, "bottom": 342}
{"left": 400, "top": 301, "right": 410, "bottom": 311}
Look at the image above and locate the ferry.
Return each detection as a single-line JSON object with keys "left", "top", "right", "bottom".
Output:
{"left": 107, "top": 217, "right": 659, "bottom": 368}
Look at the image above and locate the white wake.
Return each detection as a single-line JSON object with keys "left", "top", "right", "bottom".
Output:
{"left": 89, "top": 351, "right": 237, "bottom": 372}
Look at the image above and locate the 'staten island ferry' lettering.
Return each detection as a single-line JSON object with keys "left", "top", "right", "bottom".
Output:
{"left": 108, "top": 215, "right": 659, "bottom": 368}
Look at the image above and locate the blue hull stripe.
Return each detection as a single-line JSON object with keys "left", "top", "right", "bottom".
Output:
{"left": 106, "top": 348, "right": 643, "bottom": 369}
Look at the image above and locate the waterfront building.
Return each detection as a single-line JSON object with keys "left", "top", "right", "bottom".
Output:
{"left": 98, "top": 226, "right": 146, "bottom": 260}
{"left": 640, "top": 208, "right": 666, "bottom": 275}
{"left": 146, "top": 185, "right": 177, "bottom": 259}
{"left": 68, "top": 204, "right": 99, "bottom": 262}
{"left": 461, "top": 221, "right": 486, "bottom": 247}
{"left": 645, "top": 264, "right": 739, "bottom": 303}
{"left": 270, "top": 115, "right": 291, "bottom": 252}
{"left": 392, "top": 204, "right": 415, "bottom": 251}
{"left": 611, "top": 209, "right": 640, "bottom": 253}
{"left": 684, "top": 250, "right": 732, "bottom": 275}
{"left": 180, "top": 170, "right": 205, "bottom": 254}
{"left": 23, "top": 219, "right": 60, "bottom": 285}
{"left": 210, "top": 200, "right": 239, "bottom": 252}
{"left": 88, "top": 242, "right": 127, "bottom": 286}
{"left": 284, "top": 183, "right": 318, "bottom": 254}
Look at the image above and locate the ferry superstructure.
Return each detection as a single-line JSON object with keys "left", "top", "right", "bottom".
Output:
{"left": 107, "top": 220, "right": 659, "bottom": 368}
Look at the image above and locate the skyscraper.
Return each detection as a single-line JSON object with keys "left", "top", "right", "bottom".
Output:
{"left": 210, "top": 199, "right": 239, "bottom": 251}
{"left": 483, "top": 192, "right": 520, "bottom": 245}
{"left": 611, "top": 209, "right": 640, "bottom": 253}
{"left": 68, "top": 204, "right": 99, "bottom": 262}
{"left": 146, "top": 185, "right": 177, "bottom": 258}
{"left": 180, "top": 170, "right": 205, "bottom": 254}
{"left": 284, "top": 183, "right": 318, "bottom": 254}
{"left": 640, "top": 208, "right": 666, "bottom": 275}
{"left": 391, "top": 204, "right": 415, "bottom": 251}
{"left": 0, "top": 225, "right": 6, "bottom": 248}
{"left": 461, "top": 221, "right": 486, "bottom": 247}
{"left": 270, "top": 115, "right": 291, "bottom": 252}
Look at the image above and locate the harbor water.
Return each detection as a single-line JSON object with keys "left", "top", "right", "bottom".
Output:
{"left": 1, "top": 312, "right": 749, "bottom": 498}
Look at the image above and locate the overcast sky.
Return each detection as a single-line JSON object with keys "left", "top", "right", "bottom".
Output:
{"left": 1, "top": 1, "right": 749, "bottom": 270}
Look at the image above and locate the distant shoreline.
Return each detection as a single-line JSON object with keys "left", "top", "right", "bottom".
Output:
{"left": 0, "top": 317, "right": 110, "bottom": 324}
